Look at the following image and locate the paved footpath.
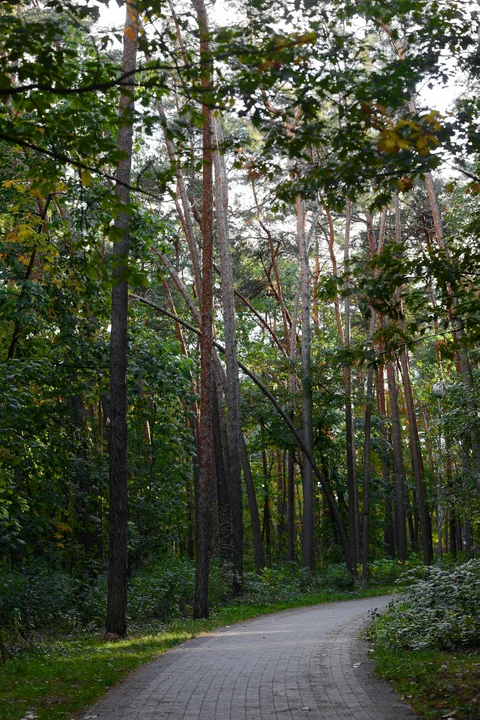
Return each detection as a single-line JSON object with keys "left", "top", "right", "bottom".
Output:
{"left": 82, "top": 596, "right": 418, "bottom": 720}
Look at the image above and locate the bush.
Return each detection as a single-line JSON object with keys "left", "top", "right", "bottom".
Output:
{"left": 235, "top": 562, "right": 358, "bottom": 606}
{"left": 321, "top": 562, "right": 353, "bottom": 590}
{"left": 368, "top": 556, "right": 422, "bottom": 586}
{"left": 0, "top": 556, "right": 243, "bottom": 641}
{"left": 369, "top": 559, "right": 480, "bottom": 651}
{"left": 0, "top": 562, "right": 106, "bottom": 643}
{"left": 127, "top": 558, "right": 195, "bottom": 622}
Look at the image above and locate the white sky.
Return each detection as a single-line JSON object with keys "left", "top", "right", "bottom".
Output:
{"left": 96, "top": 0, "right": 463, "bottom": 114}
{"left": 97, "top": 0, "right": 233, "bottom": 30}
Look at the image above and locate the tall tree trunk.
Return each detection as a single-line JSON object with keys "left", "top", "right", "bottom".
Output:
{"left": 193, "top": 0, "right": 214, "bottom": 619}
{"left": 240, "top": 434, "right": 265, "bottom": 573}
{"left": 324, "top": 200, "right": 358, "bottom": 574}
{"left": 399, "top": 352, "right": 432, "bottom": 565}
{"left": 277, "top": 450, "right": 287, "bottom": 548}
{"left": 362, "top": 365, "right": 374, "bottom": 580}
{"left": 213, "top": 118, "right": 244, "bottom": 591}
{"left": 343, "top": 199, "right": 359, "bottom": 572}
{"left": 212, "top": 385, "right": 232, "bottom": 565}
{"left": 262, "top": 447, "right": 272, "bottom": 565}
{"left": 297, "top": 197, "right": 314, "bottom": 570}
{"left": 287, "top": 249, "right": 300, "bottom": 565}
{"left": 392, "top": 194, "right": 432, "bottom": 566}
{"left": 376, "top": 367, "right": 395, "bottom": 557}
{"left": 386, "top": 359, "right": 408, "bottom": 561}
{"left": 287, "top": 442, "right": 296, "bottom": 562}
{"left": 106, "top": 0, "right": 138, "bottom": 638}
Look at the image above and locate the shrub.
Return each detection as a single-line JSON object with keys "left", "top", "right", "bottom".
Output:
{"left": 127, "top": 558, "right": 195, "bottom": 622}
{"left": 368, "top": 556, "right": 423, "bottom": 586}
{"left": 0, "top": 562, "right": 106, "bottom": 641}
{"left": 321, "top": 562, "right": 353, "bottom": 590}
{"left": 369, "top": 559, "right": 480, "bottom": 651}
{"left": 235, "top": 562, "right": 358, "bottom": 606}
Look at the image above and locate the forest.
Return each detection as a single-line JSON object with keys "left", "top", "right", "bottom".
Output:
{"left": 1, "top": 0, "right": 480, "bottom": 648}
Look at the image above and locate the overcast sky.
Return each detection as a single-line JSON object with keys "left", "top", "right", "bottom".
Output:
{"left": 96, "top": 0, "right": 463, "bottom": 114}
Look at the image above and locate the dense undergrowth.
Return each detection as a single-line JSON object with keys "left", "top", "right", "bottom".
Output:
{"left": 0, "top": 555, "right": 411, "bottom": 657}
{"left": 369, "top": 559, "right": 480, "bottom": 651}
{"left": 0, "top": 556, "right": 405, "bottom": 720}
{"left": 2, "top": 556, "right": 478, "bottom": 720}
{"left": 368, "top": 559, "right": 480, "bottom": 719}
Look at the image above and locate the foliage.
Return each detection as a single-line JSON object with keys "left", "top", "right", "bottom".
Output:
{"left": 0, "top": 561, "right": 106, "bottom": 640}
{"left": 0, "top": 558, "right": 402, "bottom": 649}
{"left": 237, "top": 561, "right": 404, "bottom": 604}
{"left": 1, "top": 0, "right": 480, "bottom": 653}
{"left": 127, "top": 559, "right": 195, "bottom": 623}
{"left": 368, "top": 560, "right": 480, "bottom": 650}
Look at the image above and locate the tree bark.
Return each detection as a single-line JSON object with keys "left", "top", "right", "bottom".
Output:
{"left": 296, "top": 196, "right": 314, "bottom": 570}
{"left": 240, "top": 434, "right": 265, "bottom": 572}
{"left": 386, "top": 358, "right": 408, "bottom": 561}
{"left": 106, "top": 0, "right": 138, "bottom": 638}
{"left": 399, "top": 351, "right": 432, "bottom": 565}
{"left": 193, "top": 0, "right": 214, "bottom": 620}
{"left": 213, "top": 117, "right": 244, "bottom": 592}
{"left": 392, "top": 193, "right": 432, "bottom": 566}
{"left": 212, "top": 385, "right": 232, "bottom": 565}
{"left": 343, "top": 199, "right": 359, "bottom": 572}
{"left": 362, "top": 364, "right": 374, "bottom": 580}
{"left": 262, "top": 446, "right": 273, "bottom": 565}
{"left": 287, "top": 442, "right": 296, "bottom": 562}
{"left": 376, "top": 367, "right": 395, "bottom": 557}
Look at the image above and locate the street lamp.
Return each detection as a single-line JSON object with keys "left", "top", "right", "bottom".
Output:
{"left": 433, "top": 382, "right": 446, "bottom": 566}
{"left": 433, "top": 383, "right": 446, "bottom": 400}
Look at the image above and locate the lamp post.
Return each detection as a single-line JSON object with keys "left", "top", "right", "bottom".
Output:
{"left": 432, "top": 382, "right": 446, "bottom": 567}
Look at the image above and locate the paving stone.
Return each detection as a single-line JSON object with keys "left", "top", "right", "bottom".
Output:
{"left": 82, "top": 596, "right": 417, "bottom": 720}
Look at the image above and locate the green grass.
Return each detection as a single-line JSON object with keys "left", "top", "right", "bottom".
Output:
{"left": 373, "top": 645, "right": 480, "bottom": 719}
{"left": 0, "top": 586, "right": 392, "bottom": 720}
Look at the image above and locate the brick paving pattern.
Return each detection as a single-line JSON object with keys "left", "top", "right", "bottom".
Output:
{"left": 83, "top": 596, "right": 417, "bottom": 719}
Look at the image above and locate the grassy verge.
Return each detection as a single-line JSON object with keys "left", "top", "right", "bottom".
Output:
{"left": 0, "top": 586, "right": 392, "bottom": 720}
{"left": 373, "top": 645, "right": 480, "bottom": 719}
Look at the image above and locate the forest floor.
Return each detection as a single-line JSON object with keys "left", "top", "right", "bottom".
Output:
{"left": 2, "top": 587, "right": 479, "bottom": 720}
{"left": 373, "top": 645, "right": 480, "bottom": 719}
{"left": 1, "top": 587, "right": 390, "bottom": 720}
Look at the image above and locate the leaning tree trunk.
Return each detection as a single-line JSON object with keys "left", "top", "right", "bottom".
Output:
{"left": 193, "top": 0, "right": 214, "bottom": 620}
{"left": 106, "top": 0, "right": 138, "bottom": 638}
{"left": 132, "top": 295, "right": 352, "bottom": 574}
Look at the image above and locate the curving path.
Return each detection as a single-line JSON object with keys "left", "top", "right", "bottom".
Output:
{"left": 82, "top": 596, "right": 417, "bottom": 720}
